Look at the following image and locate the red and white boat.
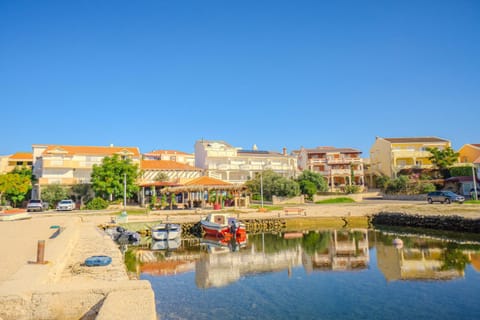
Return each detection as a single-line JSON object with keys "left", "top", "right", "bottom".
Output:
{"left": 200, "top": 213, "right": 246, "bottom": 239}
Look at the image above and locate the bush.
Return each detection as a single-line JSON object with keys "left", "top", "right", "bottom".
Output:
{"left": 449, "top": 166, "right": 476, "bottom": 177}
{"left": 343, "top": 185, "right": 360, "bottom": 194}
{"left": 85, "top": 197, "right": 109, "bottom": 210}
{"left": 419, "top": 182, "right": 436, "bottom": 193}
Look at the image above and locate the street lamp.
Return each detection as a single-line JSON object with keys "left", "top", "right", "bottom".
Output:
{"left": 260, "top": 171, "right": 264, "bottom": 208}
{"left": 472, "top": 165, "right": 478, "bottom": 201}
{"left": 118, "top": 172, "right": 128, "bottom": 223}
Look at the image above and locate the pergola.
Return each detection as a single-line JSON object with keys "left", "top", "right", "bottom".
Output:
{"left": 160, "top": 176, "right": 247, "bottom": 209}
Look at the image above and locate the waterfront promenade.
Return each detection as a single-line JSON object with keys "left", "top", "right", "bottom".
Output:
{"left": 1, "top": 200, "right": 479, "bottom": 319}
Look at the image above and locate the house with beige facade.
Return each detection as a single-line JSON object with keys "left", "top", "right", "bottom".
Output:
{"left": 32, "top": 144, "right": 141, "bottom": 199}
{"left": 194, "top": 140, "right": 298, "bottom": 183}
{"left": 369, "top": 136, "right": 451, "bottom": 179}
{"left": 297, "top": 146, "right": 364, "bottom": 190}
{"left": 0, "top": 152, "right": 33, "bottom": 174}
{"left": 143, "top": 150, "right": 195, "bottom": 167}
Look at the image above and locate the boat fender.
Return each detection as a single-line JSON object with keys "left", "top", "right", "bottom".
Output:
{"left": 84, "top": 255, "right": 112, "bottom": 267}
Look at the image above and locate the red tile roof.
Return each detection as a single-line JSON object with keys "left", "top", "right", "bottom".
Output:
{"left": 43, "top": 145, "right": 140, "bottom": 157}
{"left": 184, "top": 176, "right": 231, "bottom": 186}
{"left": 304, "top": 147, "right": 361, "bottom": 154}
{"left": 141, "top": 160, "right": 201, "bottom": 171}
{"left": 9, "top": 152, "right": 33, "bottom": 160}
{"left": 144, "top": 150, "right": 192, "bottom": 156}
{"left": 383, "top": 137, "right": 449, "bottom": 143}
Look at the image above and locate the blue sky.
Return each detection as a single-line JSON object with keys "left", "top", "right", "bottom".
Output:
{"left": 1, "top": 0, "right": 479, "bottom": 156}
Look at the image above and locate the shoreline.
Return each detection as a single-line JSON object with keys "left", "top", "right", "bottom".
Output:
{"left": 1, "top": 202, "right": 479, "bottom": 319}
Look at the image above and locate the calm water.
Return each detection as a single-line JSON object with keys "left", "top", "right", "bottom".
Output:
{"left": 128, "top": 229, "right": 480, "bottom": 320}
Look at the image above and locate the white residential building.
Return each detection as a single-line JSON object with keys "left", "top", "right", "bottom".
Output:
{"left": 194, "top": 140, "right": 298, "bottom": 183}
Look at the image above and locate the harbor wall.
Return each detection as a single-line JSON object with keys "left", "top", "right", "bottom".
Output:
{"left": 371, "top": 212, "right": 480, "bottom": 233}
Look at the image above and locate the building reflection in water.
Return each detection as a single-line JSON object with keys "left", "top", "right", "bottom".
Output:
{"left": 134, "top": 229, "right": 480, "bottom": 288}
{"left": 375, "top": 231, "right": 480, "bottom": 281}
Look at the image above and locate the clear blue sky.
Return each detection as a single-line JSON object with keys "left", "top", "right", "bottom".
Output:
{"left": 1, "top": 0, "right": 479, "bottom": 156}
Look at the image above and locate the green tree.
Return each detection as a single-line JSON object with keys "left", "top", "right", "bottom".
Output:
{"left": 91, "top": 155, "right": 140, "bottom": 201}
{"left": 427, "top": 147, "right": 459, "bottom": 170}
{"left": 245, "top": 170, "right": 300, "bottom": 201}
{"left": 0, "top": 172, "right": 32, "bottom": 207}
{"left": 296, "top": 170, "right": 329, "bottom": 192}
{"left": 299, "top": 180, "right": 317, "bottom": 200}
{"left": 41, "top": 184, "right": 69, "bottom": 208}
{"left": 71, "top": 184, "right": 93, "bottom": 208}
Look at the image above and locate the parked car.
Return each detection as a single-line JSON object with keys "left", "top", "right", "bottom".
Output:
{"left": 427, "top": 191, "right": 465, "bottom": 204}
{"left": 56, "top": 199, "right": 75, "bottom": 211}
{"left": 26, "top": 199, "right": 45, "bottom": 212}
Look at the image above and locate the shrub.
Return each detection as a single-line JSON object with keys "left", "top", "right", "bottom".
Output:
{"left": 85, "top": 197, "right": 109, "bottom": 210}
{"left": 419, "top": 182, "right": 436, "bottom": 193}
{"left": 449, "top": 166, "right": 476, "bottom": 177}
{"left": 343, "top": 185, "right": 360, "bottom": 194}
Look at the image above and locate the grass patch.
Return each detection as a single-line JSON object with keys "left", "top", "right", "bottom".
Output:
{"left": 315, "top": 197, "right": 355, "bottom": 204}
{"left": 250, "top": 205, "right": 283, "bottom": 211}
{"left": 464, "top": 200, "right": 480, "bottom": 204}
{"left": 285, "top": 217, "right": 369, "bottom": 230}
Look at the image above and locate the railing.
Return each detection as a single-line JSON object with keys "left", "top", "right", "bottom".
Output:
{"left": 392, "top": 150, "right": 431, "bottom": 158}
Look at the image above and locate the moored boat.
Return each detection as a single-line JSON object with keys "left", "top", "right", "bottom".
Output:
{"left": 151, "top": 223, "right": 182, "bottom": 241}
{"left": 200, "top": 213, "right": 246, "bottom": 239}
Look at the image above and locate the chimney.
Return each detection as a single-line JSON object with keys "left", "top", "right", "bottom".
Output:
{"left": 282, "top": 147, "right": 287, "bottom": 156}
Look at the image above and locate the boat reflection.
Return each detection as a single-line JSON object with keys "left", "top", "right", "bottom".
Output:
{"left": 151, "top": 237, "right": 182, "bottom": 251}
{"left": 200, "top": 233, "right": 248, "bottom": 253}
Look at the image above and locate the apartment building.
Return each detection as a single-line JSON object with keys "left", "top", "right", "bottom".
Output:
{"left": 143, "top": 150, "right": 195, "bottom": 167}
{"left": 369, "top": 136, "right": 451, "bottom": 178}
{"left": 298, "top": 146, "right": 364, "bottom": 190}
{"left": 194, "top": 140, "right": 298, "bottom": 183}
{"left": 32, "top": 144, "right": 141, "bottom": 198}
{"left": 0, "top": 152, "right": 33, "bottom": 174}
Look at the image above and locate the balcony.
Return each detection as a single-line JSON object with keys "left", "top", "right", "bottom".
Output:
{"left": 39, "top": 177, "right": 78, "bottom": 185}
{"left": 43, "top": 159, "right": 79, "bottom": 168}
{"left": 394, "top": 164, "right": 435, "bottom": 171}
{"left": 327, "top": 157, "right": 361, "bottom": 164}
{"left": 392, "top": 150, "right": 431, "bottom": 159}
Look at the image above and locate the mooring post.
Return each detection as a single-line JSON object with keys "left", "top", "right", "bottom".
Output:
{"left": 36, "top": 240, "right": 45, "bottom": 264}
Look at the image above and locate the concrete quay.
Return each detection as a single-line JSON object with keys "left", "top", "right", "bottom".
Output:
{"left": 0, "top": 214, "right": 156, "bottom": 320}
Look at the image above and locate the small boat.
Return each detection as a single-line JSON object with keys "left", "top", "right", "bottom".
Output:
{"left": 104, "top": 226, "right": 141, "bottom": 245}
{"left": 200, "top": 213, "right": 246, "bottom": 239}
{"left": 151, "top": 223, "right": 182, "bottom": 241}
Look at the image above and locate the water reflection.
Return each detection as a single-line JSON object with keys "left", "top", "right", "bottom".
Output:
{"left": 128, "top": 228, "right": 480, "bottom": 289}
{"left": 375, "top": 231, "right": 476, "bottom": 281}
